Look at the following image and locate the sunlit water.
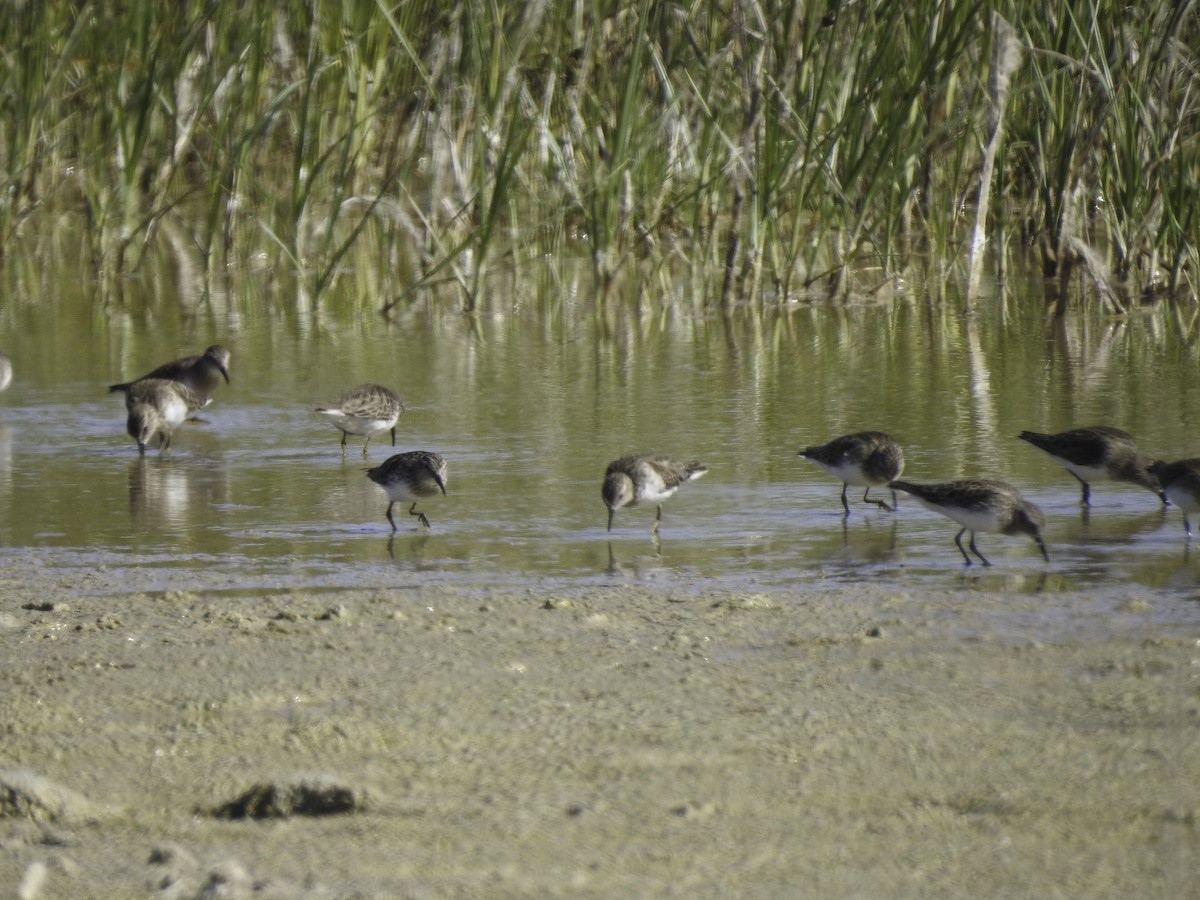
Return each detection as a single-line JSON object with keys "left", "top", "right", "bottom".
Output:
{"left": 2, "top": 249, "right": 1200, "bottom": 640}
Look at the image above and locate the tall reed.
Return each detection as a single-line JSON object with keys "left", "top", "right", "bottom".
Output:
{"left": 0, "top": 0, "right": 1195, "bottom": 308}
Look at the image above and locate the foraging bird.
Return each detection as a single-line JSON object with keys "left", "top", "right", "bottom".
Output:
{"left": 0, "top": 353, "right": 11, "bottom": 392}
{"left": 799, "top": 431, "right": 904, "bottom": 514}
{"left": 1147, "top": 459, "right": 1200, "bottom": 537}
{"left": 891, "top": 478, "right": 1048, "bottom": 566}
{"left": 316, "top": 384, "right": 404, "bottom": 456}
{"left": 602, "top": 454, "right": 708, "bottom": 533}
{"left": 110, "top": 345, "right": 230, "bottom": 399}
{"left": 1018, "top": 426, "right": 1163, "bottom": 507}
{"left": 125, "top": 379, "right": 210, "bottom": 454}
{"left": 366, "top": 451, "right": 447, "bottom": 530}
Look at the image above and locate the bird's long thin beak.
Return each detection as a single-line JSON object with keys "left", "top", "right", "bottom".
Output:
{"left": 435, "top": 473, "right": 447, "bottom": 496}
{"left": 1035, "top": 536, "right": 1050, "bottom": 562}
{"left": 218, "top": 363, "right": 230, "bottom": 384}
{"left": 607, "top": 507, "right": 615, "bottom": 532}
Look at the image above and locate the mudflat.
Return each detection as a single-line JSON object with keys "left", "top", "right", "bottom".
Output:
{"left": 1, "top": 570, "right": 1196, "bottom": 898}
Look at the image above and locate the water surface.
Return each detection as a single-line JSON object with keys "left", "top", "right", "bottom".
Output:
{"left": 2, "top": 246, "right": 1200, "bottom": 637}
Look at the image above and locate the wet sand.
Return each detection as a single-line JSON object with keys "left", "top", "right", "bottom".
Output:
{"left": 0, "top": 574, "right": 1197, "bottom": 898}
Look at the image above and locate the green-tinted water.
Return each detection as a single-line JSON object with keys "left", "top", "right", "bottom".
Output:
{"left": 2, "top": 239, "right": 1199, "bottom": 619}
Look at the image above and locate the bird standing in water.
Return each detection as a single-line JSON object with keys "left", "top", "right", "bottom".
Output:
{"left": 602, "top": 454, "right": 708, "bottom": 534}
{"left": 366, "top": 451, "right": 447, "bottom": 530}
{"left": 317, "top": 384, "right": 405, "bottom": 457}
{"left": 1017, "top": 426, "right": 1163, "bottom": 507}
{"left": 799, "top": 431, "right": 904, "bottom": 514}
{"left": 891, "top": 478, "right": 1048, "bottom": 566}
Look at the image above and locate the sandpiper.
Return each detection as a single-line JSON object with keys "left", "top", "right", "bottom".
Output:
{"left": 1018, "top": 426, "right": 1163, "bottom": 507}
{"left": 125, "top": 378, "right": 210, "bottom": 454}
{"left": 316, "top": 384, "right": 405, "bottom": 456}
{"left": 110, "top": 345, "right": 230, "bottom": 399}
{"left": 1147, "top": 459, "right": 1200, "bottom": 537}
{"left": 0, "top": 353, "right": 11, "bottom": 392}
{"left": 799, "top": 431, "right": 904, "bottom": 514}
{"left": 891, "top": 478, "right": 1049, "bottom": 566}
{"left": 602, "top": 454, "right": 708, "bottom": 533}
{"left": 366, "top": 451, "right": 447, "bottom": 530}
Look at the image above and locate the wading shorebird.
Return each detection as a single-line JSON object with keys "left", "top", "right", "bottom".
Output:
{"left": 1148, "top": 458, "right": 1200, "bottom": 538}
{"left": 110, "top": 345, "right": 230, "bottom": 400}
{"left": 1017, "top": 426, "right": 1163, "bottom": 507}
{"left": 891, "top": 478, "right": 1049, "bottom": 566}
{"left": 366, "top": 450, "right": 447, "bottom": 531}
{"left": 799, "top": 431, "right": 904, "bottom": 514}
{"left": 602, "top": 454, "right": 708, "bottom": 534}
{"left": 316, "top": 384, "right": 405, "bottom": 457}
{"left": 124, "top": 378, "right": 210, "bottom": 454}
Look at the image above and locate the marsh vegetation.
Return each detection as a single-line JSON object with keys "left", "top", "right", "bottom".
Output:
{"left": 0, "top": 1, "right": 1196, "bottom": 311}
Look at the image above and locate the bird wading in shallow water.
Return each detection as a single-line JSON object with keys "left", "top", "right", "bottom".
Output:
{"left": 1017, "top": 426, "right": 1164, "bottom": 507}
{"left": 1148, "top": 459, "right": 1200, "bottom": 537}
{"left": 602, "top": 454, "right": 708, "bottom": 534}
{"left": 316, "top": 384, "right": 405, "bottom": 457}
{"left": 890, "top": 478, "right": 1049, "bottom": 566}
{"left": 124, "top": 379, "right": 210, "bottom": 454}
{"left": 110, "top": 345, "right": 230, "bottom": 400}
{"left": 799, "top": 431, "right": 904, "bottom": 514}
{"left": 366, "top": 451, "right": 447, "bottom": 530}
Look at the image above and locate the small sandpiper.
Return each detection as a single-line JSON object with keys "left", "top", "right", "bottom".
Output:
{"left": 891, "top": 478, "right": 1049, "bottom": 566}
{"left": 110, "top": 345, "right": 231, "bottom": 399}
{"left": 366, "top": 451, "right": 447, "bottom": 530}
{"left": 316, "top": 384, "right": 405, "bottom": 456}
{"left": 1018, "top": 426, "right": 1163, "bottom": 507}
{"left": 125, "top": 378, "right": 210, "bottom": 454}
{"left": 602, "top": 454, "right": 708, "bottom": 533}
{"left": 799, "top": 431, "right": 904, "bottom": 514}
{"left": 0, "top": 353, "right": 11, "bottom": 392}
{"left": 1148, "top": 459, "right": 1200, "bottom": 537}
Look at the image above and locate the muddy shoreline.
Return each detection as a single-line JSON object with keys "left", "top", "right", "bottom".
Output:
{"left": 1, "top": 576, "right": 1196, "bottom": 898}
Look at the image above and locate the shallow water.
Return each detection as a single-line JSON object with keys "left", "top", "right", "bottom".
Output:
{"left": 2, "top": 248, "right": 1200, "bottom": 630}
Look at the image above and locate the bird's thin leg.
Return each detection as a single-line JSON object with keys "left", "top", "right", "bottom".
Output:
{"left": 1069, "top": 472, "right": 1091, "bottom": 507}
{"left": 890, "top": 488, "right": 898, "bottom": 511}
{"left": 862, "top": 486, "right": 892, "bottom": 512}
{"left": 954, "top": 528, "right": 974, "bottom": 566}
{"left": 651, "top": 506, "right": 663, "bottom": 534}
{"left": 385, "top": 502, "right": 398, "bottom": 532}
{"left": 968, "top": 532, "right": 992, "bottom": 567}
{"left": 362, "top": 435, "right": 372, "bottom": 457}
{"left": 1185, "top": 514, "right": 1193, "bottom": 538}
{"left": 409, "top": 502, "right": 431, "bottom": 528}
{"left": 840, "top": 484, "right": 851, "bottom": 516}
{"left": 1034, "top": 536, "right": 1050, "bottom": 562}
{"left": 390, "top": 426, "right": 397, "bottom": 446}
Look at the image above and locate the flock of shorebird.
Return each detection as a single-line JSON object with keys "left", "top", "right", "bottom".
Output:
{"left": 2, "top": 346, "right": 1197, "bottom": 563}
{"left": 610, "top": 427, "right": 1199, "bottom": 566}
{"left": 95, "top": 345, "right": 448, "bottom": 533}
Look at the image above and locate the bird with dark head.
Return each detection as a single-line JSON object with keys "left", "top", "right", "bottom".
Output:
{"left": 1148, "top": 459, "right": 1200, "bottom": 537}
{"left": 110, "top": 345, "right": 230, "bottom": 399}
{"left": 891, "top": 478, "right": 1048, "bottom": 566}
{"left": 1018, "top": 426, "right": 1163, "bottom": 507}
{"left": 366, "top": 451, "right": 447, "bottom": 530}
{"left": 799, "top": 431, "right": 904, "bottom": 514}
